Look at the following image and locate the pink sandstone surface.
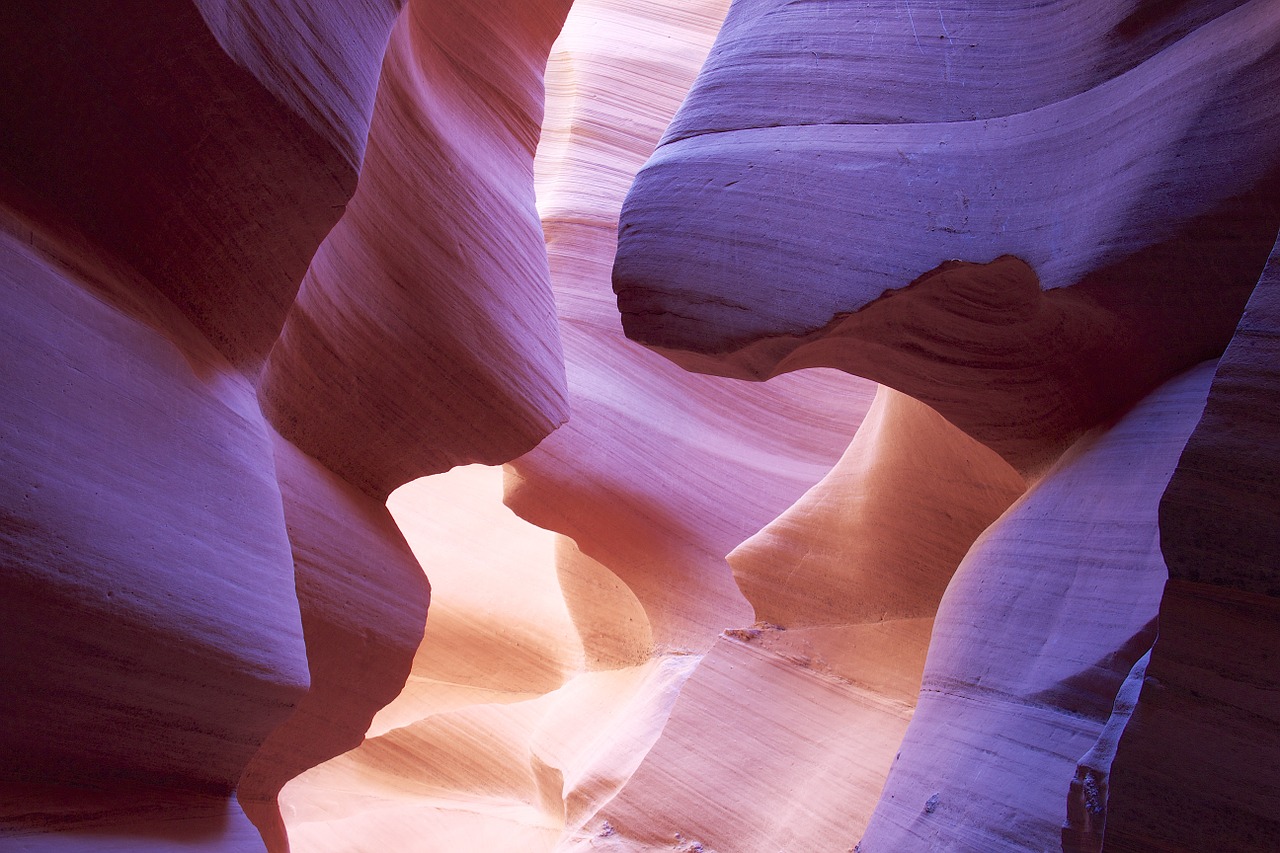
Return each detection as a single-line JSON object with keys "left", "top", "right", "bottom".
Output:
{"left": 0, "top": 0, "right": 1278, "bottom": 851}
{"left": 2, "top": 0, "right": 570, "bottom": 849}
{"left": 274, "top": 2, "right": 878, "bottom": 848}
{"left": 259, "top": 0, "right": 573, "bottom": 498}
{"left": 614, "top": 0, "right": 1280, "bottom": 474}
{"left": 610, "top": 0, "right": 1280, "bottom": 850}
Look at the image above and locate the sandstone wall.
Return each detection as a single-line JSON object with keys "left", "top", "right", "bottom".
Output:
{"left": 0, "top": 1, "right": 570, "bottom": 849}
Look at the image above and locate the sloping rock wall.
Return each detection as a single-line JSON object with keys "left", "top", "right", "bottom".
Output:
{"left": 1102, "top": 237, "right": 1280, "bottom": 852}
{"left": 613, "top": 1, "right": 1280, "bottom": 851}
{"left": 0, "top": 1, "right": 570, "bottom": 850}
{"left": 3, "top": 1, "right": 1278, "bottom": 851}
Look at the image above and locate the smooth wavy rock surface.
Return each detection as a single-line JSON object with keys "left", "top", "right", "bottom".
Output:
{"left": 260, "top": 0, "right": 572, "bottom": 498}
{"left": 614, "top": 0, "right": 1280, "bottom": 473}
{"left": 278, "top": 466, "right": 703, "bottom": 852}
{"left": 0, "top": 220, "right": 308, "bottom": 847}
{"left": 1, "top": 1, "right": 573, "bottom": 849}
{"left": 610, "top": 7, "right": 1280, "bottom": 845}
{"left": 237, "top": 432, "right": 430, "bottom": 850}
{"left": 663, "top": 0, "right": 1249, "bottom": 137}
{"left": 587, "top": 633, "right": 913, "bottom": 852}
{"left": 730, "top": 385, "right": 1025, "bottom": 630}
{"left": 507, "top": 0, "right": 873, "bottom": 655}
{"left": 1102, "top": 237, "right": 1280, "bottom": 852}
{"left": 5, "top": 0, "right": 1279, "bottom": 850}
{"left": 280, "top": 1, "right": 873, "bottom": 848}
{"left": 193, "top": 0, "right": 399, "bottom": 169}
{"left": 551, "top": 385, "right": 1023, "bottom": 851}
{"left": 854, "top": 361, "right": 1217, "bottom": 852}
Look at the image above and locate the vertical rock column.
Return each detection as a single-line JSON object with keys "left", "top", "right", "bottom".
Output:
{"left": 1103, "top": 237, "right": 1280, "bottom": 852}
{"left": 246, "top": 0, "right": 576, "bottom": 847}
{"left": 855, "top": 362, "right": 1217, "bottom": 853}
{"left": 0, "top": 0, "right": 397, "bottom": 846}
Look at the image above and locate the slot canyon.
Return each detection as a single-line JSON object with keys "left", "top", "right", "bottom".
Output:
{"left": 1, "top": 1, "right": 1277, "bottom": 851}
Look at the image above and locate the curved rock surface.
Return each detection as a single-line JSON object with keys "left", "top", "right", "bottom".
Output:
{"left": 278, "top": 2, "right": 873, "bottom": 848}
{"left": 236, "top": 432, "right": 430, "bottom": 850}
{"left": 0, "top": 223, "right": 308, "bottom": 824}
{"left": 611, "top": 2, "right": 1280, "bottom": 851}
{"left": 664, "top": 0, "right": 1249, "bottom": 138}
{"left": 573, "top": 387, "right": 1024, "bottom": 850}
{"left": 1, "top": 1, "right": 572, "bottom": 849}
{"left": 507, "top": 0, "right": 873, "bottom": 654}
{"left": 1102, "top": 236, "right": 1280, "bottom": 852}
{"left": 614, "top": 0, "right": 1280, "bottom": 473}
{"left": 730, "top": 385, "right": 1025, "bottom": 631}
{"left": 278, "top": 466, "right": 703, "bottom": 851}
{"left": 194, "top": 0, "right": 398, "bottom": 169}
{"left": 5, "top": 0, "right": 1280, "bottom": 850}
{"left": 259, "top": 0, "right": 572, "bottom": 498}
{"left": 856, "top": 361, "right": 1215, "bottom": 852}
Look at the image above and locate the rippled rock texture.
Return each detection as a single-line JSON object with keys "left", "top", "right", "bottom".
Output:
{"left": 1, "top": 0, "right": 568, "bottom": 849}
{"left": 616, "top": 1, "right": 1280, "bottom": 851}
{"left": 2, "top": 0, "right": 1278, "bottom": 851}
{"left": 275, "top": 0, "right": 878, "bottom": 847}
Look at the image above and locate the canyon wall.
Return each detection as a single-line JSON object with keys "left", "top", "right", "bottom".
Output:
{"left": 275, "top": 1, "right": 881, "bottom": 848}
{"left": 613, "top": 0, "right": 1280, "bottom": 851}
{"left": 1, "top": 1, "right": 570, "bottom": 850}
{"left": 2, "top": 0, "right": 1277, "bottom": 852}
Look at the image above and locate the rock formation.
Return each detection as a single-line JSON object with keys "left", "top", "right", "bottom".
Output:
{"left": 1, "top": 0, "right": 569, "bottom": 849}
{"left": 856, "top": 361, "right": 1215, "bottom": 852}
{"left": 1101, "top": 237, "right": 1280, "bottom": 852}
{"left": 615, "top": 0, "right": 1280, "bottom": 474}
{"left": 612, "top": 0, "right": 1280, "bottom": 851}
{"left": 270, "top": 0, "right": 878, "bottom": 847}
{"left": 258, "top": 0, "right": 573, "bottom": 497}
{"left": 2, "top": 0, "right": 1278, "bottom": 851}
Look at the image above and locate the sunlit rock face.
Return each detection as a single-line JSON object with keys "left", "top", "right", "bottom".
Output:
{"left": 511, "top": 0, "right": 872, "bottom": 659}
{"left": 615, "top": 0, "right": 1280, "bottom": 475}
{"left": 615, "top": 0, "right": 1280, "bottom": 851}
{"left": 1, "top": 0, "right": 568, "bottom": 849}
{"left": 276, "top": 0, "right": 884, "bottom": 848}
{"left": 3, "top": 0, "right": 1278, "bottom": 852}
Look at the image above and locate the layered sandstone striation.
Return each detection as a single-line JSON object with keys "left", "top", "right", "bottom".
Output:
{"left": 0, "top": 224, "right": 310, "bottom": 847}
{"left": 1101, "top": 238, "right": 1280, "bottom": 852}
{"left": 613, "top": 0, "right": 1280, "bottom": 851}
{"left": 276, "top": 0, "right": 877, "bottom": 847}
{"left": 614, "top": 0, "right": 1280, "bottom": 474}
{"left": 235, "top": 434, "right": 430, "bottom": 850}
{"left": 3, "top": 0, "right": 1279, "bottom": 851}
{"left": 259, "top": 0, "right": 573, "bottom": 498}
{"left": 585, "top": 390, "right": 1024, "bottom": 851}
{"left": 856, "top": 362, "right": 1216, "bottom": 852}
{"left": 279, "top": 466, "right": 707, "bottom": 851}
{"left": 1, "top": 1, "right": 571, "bottom": 850}
{"left": 508, "top": 0, "right": 873, "bottom": 652}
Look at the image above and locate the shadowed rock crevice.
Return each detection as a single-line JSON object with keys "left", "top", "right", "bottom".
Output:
{"left": 0, "top": 0, "right": 370, "bottom": 370}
